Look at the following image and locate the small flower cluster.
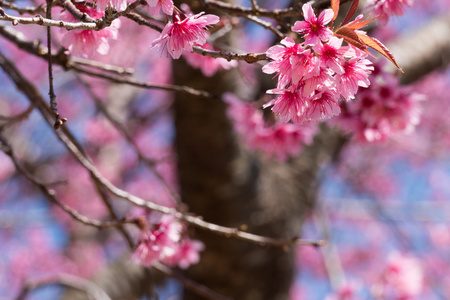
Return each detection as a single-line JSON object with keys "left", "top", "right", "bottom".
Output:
{"left": 335, "top": 66, "right": 423, "bottom": 142}
{"left": 60, "top": 5, "right": 120, "bottom": 58}
{"left": 132, "top": 215, "right": 204, "bottom": 269}
{"left": 366, "top": 0, "right": 414, "bottom": 24}
{"left": 151, "top": 7, "right": 219, "bottom": 59}
{"left": 225, "top": 94, "right": 316, "bottom": 162}
{"left": 263, "top": 3, "right": 373, "bottom": 124}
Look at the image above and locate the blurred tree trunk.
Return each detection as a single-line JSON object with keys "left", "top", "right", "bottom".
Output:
{"left": 172, "top": 52, "right": 347, "bottom": 299}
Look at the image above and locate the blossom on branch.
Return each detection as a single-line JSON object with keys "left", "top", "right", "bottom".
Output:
{"left": 292, "top": 2, "right": 334, "bottom": 45}
{"left": 151, "top": 9, "right": 219, "bottom": 59}
{"left": 60, "top": 5, "right": 120, "bottom": 58}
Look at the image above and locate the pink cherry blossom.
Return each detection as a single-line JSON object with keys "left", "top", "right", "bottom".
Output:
{"left": 313, "top": 37, "right": 346, "bottom": 74}
{"left": 383, "top": 252, "right": 423, "bottom": 299}
{"left": 131, "top": 215, "right": 182, "bottom": 266}
{"left": 335, "top": 56, "right": 373, "bottom": 101}
{"left": 335, "top": 68, "right": 423, "bottom": 142}
{"left": 147, "top": 0, "right": 174, "bottom": 16}
{"left": 165, "top": 239, "right": 205, "bottom": 269}
{"left": 292, "top": 2, "right": 334, "bottom": 45}
{"left": 262, "top": 37, "right": 303, "bottom": 88}
{"left": 60, "top": 5, "right": 120, "bottom": 58}
{"left": 367, "top": 0, "right": 414, "bottom": 24}
{"left": 305, "top": 88, "right": 341, "bottom": 122}
{"left": 264, "top": 88, "right": 308, "bottom": 123}
{"left": 151, "top": 10, "right": 220, "bottom": 59}
{"left": 224, "top": 93, "right": 316, "bottom": 161}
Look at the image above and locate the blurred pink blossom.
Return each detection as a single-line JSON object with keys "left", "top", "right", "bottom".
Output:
{"left": 367, "top": 0, "right": 414, "bottom": 24}
{"left": 183, "top": 43, "right": 237, "bottom": 77}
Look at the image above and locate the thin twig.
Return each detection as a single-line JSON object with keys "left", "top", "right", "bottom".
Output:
{"left": 77, "top": 75, "right": 181, "bottom": 205}
{"left": 0, "top": 0, "right": 47, "bottom": 15}
{"left": 60, "top": 0, "right": 96, "bottom": 22}
{"left": 0, "top": 104, "right": 34, "bottom": 128}
{"left": 0, "top": 132, "right": 138, "bottom": 230}
{"left": 0, "top": 0, "right": 142, "bottom": 31}
{"left": 0, "top": 24, "right": 214, "bottom": 98}
{"left": 46, "top": 0, "right": 67, "bottom": 129}
{"left": 15, "top": 273, "right": 112, "bottom": 300}
{"left": 153, "top": 262, "right": 233, "bottom": 300}
{"left": 72, "top": 64, "right": 215, "bottom": 98}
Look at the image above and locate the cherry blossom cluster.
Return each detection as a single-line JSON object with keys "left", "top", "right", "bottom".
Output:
{"left": 132, "top": 215, "right": 204, "bottom": 269}
{"left": 335, "top": 66, "right": 424, "bottom": 142}
{"left": 59, "top": 5, "right": 120, "bottom": 58}
{"left": 225, "top": 94, "right": 316, "bottom": 162}
{"left": 262, "top": 3, "right": 373, "bottom": 124}
{"left": 366, "top": 0, "right": 414, "bottom": 24}
{"left": 151, "top": 5, "right": 219, "bottom": 59}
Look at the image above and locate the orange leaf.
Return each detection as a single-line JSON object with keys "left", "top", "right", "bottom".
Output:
{"left": 345, "top": 15, "right": 378, "bottom": 30}
{"left": 356, "top": 32, "right": 403, "bottom": 72}
{"left": 335, "top": 26, "right": 368, "bottom": 52}
{"left": 342, "top": 0, "right": 359, "bottom": 26}
{"left": 331, "top": 0, "right": 340, "bottom": 25}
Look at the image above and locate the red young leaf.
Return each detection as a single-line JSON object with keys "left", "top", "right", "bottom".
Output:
{"left": 334, "top": 27, "right": 367, "bottom": 52}
{"left": 331, "top": 0, "right": 340, "bottom": 26}
{"left": 356, "top": 32, "right": 403, "bottom": 72}
{"left": 342, "top": 0, "right": 360, "bottom": 26}
{"left": 345, "top": 15, "right": 378, "bottom": 30}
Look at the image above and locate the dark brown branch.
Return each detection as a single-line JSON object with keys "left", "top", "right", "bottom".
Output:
{"left": 192, "top": 46, "right": 267, "bottom": 63}
{"left": 72, "top": 64, "right": 215, "bottom": 98}
{"left": 60, "top": 0, "right": 96, "bottom": 22}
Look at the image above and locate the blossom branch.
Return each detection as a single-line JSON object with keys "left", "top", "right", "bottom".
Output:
{"left": 0, "top": 49, "right": 325, "bottom": 248}
{"left": 0, "top": 0, "right": 142, "bottom": 30}
{"left": 60, "top": 0, "right": 96, "bottom": 22}
{"left": 192, "top": 46, "right": 267, "bottom": 63}
{"left": 15, "top": 273, "right": 112, "bottom": 300}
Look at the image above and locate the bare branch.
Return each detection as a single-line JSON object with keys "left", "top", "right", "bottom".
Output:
{"left": 0, "top": 132, "right": 138, "bottom": 230}
{"left": 16, "top": 273, "right": 112, "bottom": 300}
{"left": 192, "top": 46, "right": 267, "bottom": 63}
